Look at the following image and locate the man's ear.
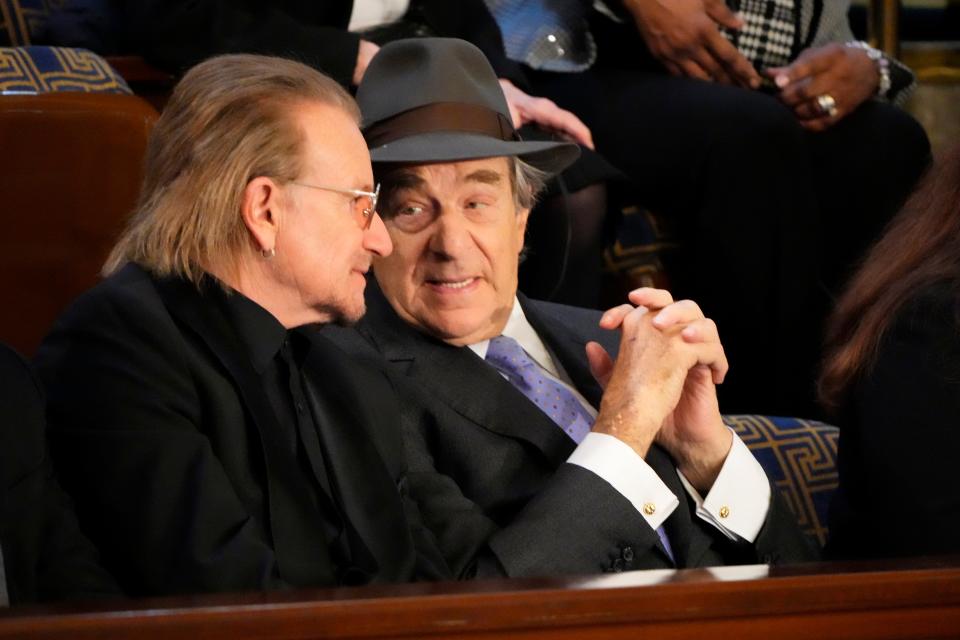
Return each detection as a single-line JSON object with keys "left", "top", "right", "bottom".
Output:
{"left": 515, "top": 207, "right": 531, "bottom": 254}
{"left": 241, "top": 176, "right": 283, "bottom": 253}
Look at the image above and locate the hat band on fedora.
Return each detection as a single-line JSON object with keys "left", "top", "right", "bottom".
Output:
{"left": 365, "top": 102, "right": 518, "bottom": 148}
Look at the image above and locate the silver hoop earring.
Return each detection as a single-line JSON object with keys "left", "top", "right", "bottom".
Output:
{"left": 261, "top": 247, "right": 276, "bottom": 259}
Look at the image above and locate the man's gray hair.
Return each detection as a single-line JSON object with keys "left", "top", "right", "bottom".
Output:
{"left": 511, "top": 157, "right": 549, "bottom": 211}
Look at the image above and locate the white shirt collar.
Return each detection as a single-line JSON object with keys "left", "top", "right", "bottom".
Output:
{"left": 467, "top": 297, "right": 562, "bottom": 379}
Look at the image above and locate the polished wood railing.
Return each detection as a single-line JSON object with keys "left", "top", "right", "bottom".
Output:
{"left": 1, "top": 558, "right": 959, "bottom": 639}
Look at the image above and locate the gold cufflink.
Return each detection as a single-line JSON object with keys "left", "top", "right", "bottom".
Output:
{"left": 643, "top": 502, "right": 656, "bottom": 515}
{"left": 719, "top": 506, "right": 730, "bottom": 518}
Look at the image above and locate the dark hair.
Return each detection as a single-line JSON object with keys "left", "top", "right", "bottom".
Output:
{"left": 374, "top": 156, "right": 546, "bottom": 214}
{"left": 819, "top": 144, "right": 960, "bottom": 410}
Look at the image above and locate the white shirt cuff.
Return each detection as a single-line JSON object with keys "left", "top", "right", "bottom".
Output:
{"left": 677, "top": 430, "right": 771, "bottom": 542}
{"left": 568, "top": 432, "right": 679, "bottom": 530}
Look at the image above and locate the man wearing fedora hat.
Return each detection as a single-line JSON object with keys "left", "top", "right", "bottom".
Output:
{"left": 328, "top": 38, "right": 816, "bottom": 578}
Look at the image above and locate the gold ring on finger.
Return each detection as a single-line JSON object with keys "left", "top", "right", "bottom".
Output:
{"left": 816, "top": 94, "right": 838, "bottom": 117}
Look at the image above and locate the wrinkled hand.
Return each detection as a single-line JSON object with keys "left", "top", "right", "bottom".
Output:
{"left": 766, "top": 44, "right": 879, "bottom": 131}
{"left": 498, "top": 79, "right": 595, "bottom": 149}
{"left": 623, "top": 0, "right": 760, "bottom": 87}
{"left": 352, "top": 40, "right": 380, "bottom": 86}
{"left": 586, "top": 288, "right": 731, "bottom": 490}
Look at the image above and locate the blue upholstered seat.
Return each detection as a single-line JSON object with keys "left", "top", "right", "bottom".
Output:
{"left": 0, "top": 45, "right": 129, "bottom": 93}
{"left": 726, "top": 415, "right": 839, "bottom": 548}
{"left": 1, "top": 1, "right": 129, "bottom": 94}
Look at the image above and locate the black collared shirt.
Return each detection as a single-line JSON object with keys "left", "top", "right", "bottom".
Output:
{"left": 219, "top": 288, "right": 350, "bottom": 566}
{"left": 222, "top": 289, "right": 294, "bottom": 452}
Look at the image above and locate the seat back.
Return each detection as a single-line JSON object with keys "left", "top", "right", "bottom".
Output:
{"left": 0, "top": 45, "right": 131, "bottom": 93}
{"left": 0, "top": 46, "right": 157, "bottom": 355}
{"left": 726, "top": 414, "right": 839, "bottom": 549}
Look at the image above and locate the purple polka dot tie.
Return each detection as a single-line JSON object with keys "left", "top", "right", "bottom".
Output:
{"left": 485, "top": 335, "right": 594, "bottom": 444}
{"left": 486, "top": 335, "right": 676, "bottom": 562}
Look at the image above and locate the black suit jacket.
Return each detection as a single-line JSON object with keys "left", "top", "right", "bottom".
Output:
{"left": 117, "top": 0, "right": 524, "bottom": 87}
{"left": 325, "top": 285, "right": 816, "bottom": 578}
{"left": 0, "top": 343, "right": 118, "bottom": 603}
{"left": 34, "top": 264, "right": 446, "bottom": 596}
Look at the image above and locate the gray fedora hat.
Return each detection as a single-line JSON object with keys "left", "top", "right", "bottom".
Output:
{"left": 356, "top": 37, "right": 579, "bottom": 175}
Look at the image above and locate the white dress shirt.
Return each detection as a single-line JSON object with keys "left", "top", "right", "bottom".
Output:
{"left": 469, "top": 299, "right": 771, "bottom": 543}
{"left": 348, "top": 0, "right": 410, "bottom": 31}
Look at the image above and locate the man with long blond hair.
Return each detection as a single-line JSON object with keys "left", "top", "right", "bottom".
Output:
{"left": 34, "top": 53, "right": 446, "bottom": 596}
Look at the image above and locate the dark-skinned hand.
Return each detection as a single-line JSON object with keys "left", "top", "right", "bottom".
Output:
{"left": 624, "top": 0, "right": 761, "bottom": 88}
{"left": 766, "top": 43, "right": 879, "bottom": 131}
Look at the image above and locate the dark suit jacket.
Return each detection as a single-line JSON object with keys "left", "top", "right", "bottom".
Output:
{"left": 117, "top": 0, "right": 525, "bottom": 87}
{"left": 324, "top": 285, "right": 816, "bottom": 579}
{"left": 34, "top": 264, "right": 446, "bottom": 596}
{"left": 827, "top": 284, "right": 960, "bottom": 560}
{"left": 0, "top": 343, "right": 118, "bottom": 603}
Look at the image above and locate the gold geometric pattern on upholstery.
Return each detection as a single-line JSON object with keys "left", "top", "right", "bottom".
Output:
{"left": 0, "top": 0, "right": 66, "bottom": 46}
{"left": 601, "top": 205, "right": 678, "bottom": 299}
{"left": 0, "top": 46, "right": 130, "bottom": 93}
{"left": 725, "top": 414, "right": 839, "bottom": 547}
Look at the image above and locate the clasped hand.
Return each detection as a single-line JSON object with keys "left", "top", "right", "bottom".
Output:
{"left": 587, "top": 288, "right": 732, "bottom": 492}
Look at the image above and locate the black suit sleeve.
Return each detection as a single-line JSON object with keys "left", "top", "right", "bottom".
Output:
{"left": 35, "top": 287, "right": 288, "bottom": 596}
{"left": 408, "top": 429, "right": 816, "bottom": 577}
{"left": 402, "top": 406, "right": 667, "bottom": 578}
{"left": 0, "top": 344, "right": 119, "bottom": 603}
{"left": 481, "top": 464, "right": 666, "bottom": 576}
{"left": 752, "top": 487, "right": 822, "bottom": 564}
{"left": 828, "top": 289, "right": 960, "bottom": 559}
{"left": 119, "top": 0, "right": 361, "bottom": 86}
{"left": 22, "top": 458, "right": 121, "bottom": 603}
{"left": 400, "top": 375, "right": 818, "bottom": 577}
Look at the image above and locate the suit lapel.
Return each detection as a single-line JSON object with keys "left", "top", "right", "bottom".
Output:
{"left": 301, "top": 333, "right": 416, "bottom": 582}
{"left": 153, "top": 275, "right": 335, "bottom": 586}
{"left": 359, "top": 286, "right": 576, "bottom": 467}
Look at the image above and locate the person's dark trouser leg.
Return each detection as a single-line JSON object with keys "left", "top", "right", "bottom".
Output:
{"left": 805, "top": 100, "right": 931, "bottom": 295}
